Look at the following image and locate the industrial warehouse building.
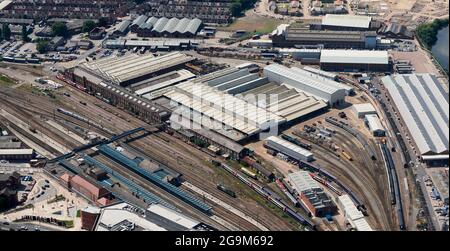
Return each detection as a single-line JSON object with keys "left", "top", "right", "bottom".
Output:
{"left": 66, "top": 52, "right": 196, "bottom": 124}
{"left": 263, "top": 64, "right": 348, "bottom": 105}
{"left": 364, "top": 114, "right": 385, "bottom": 137}
{"left": 103, "top": 39, "right": 195, "bottom": 51}
{"left": 131, "top": 16, "right": 203, "bottom": 37}
{"left": 112, "top": 20, "right": 131, "bottom": 37}
{"left": 158, "top": 65, "right": 332, "bottom": 143}
{"left": 265, "top": 136, "right": 314, "bottom": 162}
{"left": 320, "top": 14, "right": 372, "bottom": 31}
{"left": 320, "top": 50, "right": 390, "bottom": 72}
{"left": 271, "top": 23, "right": 377, "bottom": 49}
{"left": 0, "top": 149, "right": 34, "bottom": 160}
{"left": 287, "top": 171, "right": 337, "bottom": 217}
{"left": 337, "top": 194, "right": 373, "bottom": 231}
{"left": 353, "top": 103, "right": 377, "bottom": 118}
{"left": 381, "top": 74, "right": 449, "bottom": 162}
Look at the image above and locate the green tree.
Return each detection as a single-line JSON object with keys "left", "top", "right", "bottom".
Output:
{"left": 0, "top": 28, "right": 3, "bottom": 41}
{"left": 416, "top": 18, "right": 449, "bottom": 49}
{"left": 2, "top": 23, "right": 11, "bottom": 40}
{"left": 98, "top": 17, "right": 109, "bottom": 27}
{"left": 36, "top": 39, "right": 49, "bottom": 54}
{"left": 21, "top": 25, "right": 30, "bottom": 42}
{"left": 51, "top": 22, "right": 68, "bottom": 37}
{"left": 82, "top": 20, "right": 96, "bottom": 33}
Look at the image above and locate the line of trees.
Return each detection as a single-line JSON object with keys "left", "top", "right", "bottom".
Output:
{"left": 416, "top": 18, "right": 449, "bottom": 49}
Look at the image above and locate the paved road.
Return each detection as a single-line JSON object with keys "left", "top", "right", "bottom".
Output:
{"left": 0, "top": 221, "right": 56, "bottom": 231}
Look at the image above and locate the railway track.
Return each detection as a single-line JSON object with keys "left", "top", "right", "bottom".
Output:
{"left": 125, "top": 136, "right": 295, "bottom": 230}
{"left": 92, "top": 154, "right": 227, "bottom": 230}
{"left": 291, "top": 126, "right": 393, "bottom": 230}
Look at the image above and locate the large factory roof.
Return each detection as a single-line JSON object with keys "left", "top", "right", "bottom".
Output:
{"left": 320, "top": 49, "right": 389, "bottom": 65}
{"left": 266, "top": 136, "right": 314, "bottom": 160}
{"left": 137, "top": 16, "right": 202, "bottom": 35}
{"left": 382, "top": 74, "right": 449, "bottom": 156}
{"left": 81, "top": 52, "right": 194, "bottom": 85}
{"left": 115, "top": 20, "right": 131, "bottom": 33}
{"left": 264, "top": 64, "right": 346, "bottom": 102}
{"left": 0, "top": 149, "right": 33, "bottom": 155}
{"left": 134, "top": 69, "right": 195, "bottom": 95}
{"left": 165, "top": 81, "right": 284, "bottom": 135}
{"left": 338, "top": 194, "right": 365, "bottom": 222}
{"left": 365, "top": 114, "right": 384, "bottom": 133}
{"left": 322, "top": 14, "right": 372, "bottom": 29}
{"left": 285, "top": 29, "right": 371, "bottom": 42}
{"left": 287, "top": 170, "right": 321, "bottom": 193}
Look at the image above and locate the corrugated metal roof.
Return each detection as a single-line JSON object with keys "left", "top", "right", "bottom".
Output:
{"left": 322, "top": 14, "right": 371, "bottom": 29}
{"left": 353, "top": 103, "right": 376, "bottom": 114}
{"left": 287, "top": 171, "right": 320, "bottom": 193}
{"left": 184, "top": 18, "right": 202, "bottom": 34}
{"left": 116, "top": 20, "right": 131, "bottom": 33}
{"left": 365, "top": 114, "right": 384, "bottom": 132}
{"left": 0, "top": 149, "right": 33, "bottom": 155}
{"left": 163, "top": 18, "right": 180, "bottom": 33}
{"left": 174, "top": 18, "right": 191, "bottom": 34}
{"left": 152, "top": 17, "right": 169, "bottom": 33}
{"left": 264, "top": 64, "right": 346, "bottom": 98}
{"left": 382, "top": 74, "right": 449, "bottom": 156}
{"left": 338, "top": 194, "right": 365, "bottom": 221}
{"left": 320, "top": 50, "right": 389, "bottom": 65}
{"left": 132, "top": 15, "right": 148, "bottom": 27}
{"left": 352, "top": 218, "right": 373, "bottom": 231}
{"left": 266, "top": 136, "right": 313, "bottom": 159}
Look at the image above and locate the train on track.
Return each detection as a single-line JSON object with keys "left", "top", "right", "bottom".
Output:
{"left": 325, "top": 117, "right": 377, "bottom": 160}
{"left": 380, "top": 142, "right": 406, "bottom": 230}
{"left": 214, "top": 161, "right": 316, "bottom": 230}
{"left": 217, "top": 184, "right": 236, "bottom": 198}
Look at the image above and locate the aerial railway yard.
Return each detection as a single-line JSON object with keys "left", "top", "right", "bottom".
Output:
{"left": 0, "top": 73, "right": 300, "bottom": 231}
{"left": 0, "top": 48, "right": 426, "bottom": 231}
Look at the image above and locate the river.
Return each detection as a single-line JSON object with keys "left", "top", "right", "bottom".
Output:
{"left": 431, "top": 26, "right": 449, "bottom": 71}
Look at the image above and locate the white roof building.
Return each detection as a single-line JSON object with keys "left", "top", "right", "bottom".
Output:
{"left": 320, "top": 50, "right": 389, "bottom": 66}
{"left": 322, "top": 14, "right": 372, "bottom": 29}
{"left": 287, "top": 171, "right": 321, "bottom": 193}
{"left": 0, "top": 149, "right": 34, "bottom": 155}
{"left": 382, "top": 74, "right": 449, "bottom": 157}
{"left": 365, "top": 114, "right": 385, "bottom": 136}
{"left": 337, "top": 195, "right": 364, "bottom": 222}
{"left": 337, "top": 195, "right": 373, "bottom": 231}
{"left": 266, "top": 136, "right": 314, "bottom": 162}
{"left": 263, "top": 64, "right": 347, "bottom": 104}
{"left": 353, "top": 103, "right": 377, "bottom": 118}
{"left": 352, "top": 218, "right": 373, "bottom": 231}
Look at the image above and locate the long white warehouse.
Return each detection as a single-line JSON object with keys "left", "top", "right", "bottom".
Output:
{"left": 381, "top": 74, "right": 449, "bottom": 159}
{"left": 263, "top": 64, "right": 347, "bottom": 105}
{"left": 265, "top": 136, "right": 314, "bottom": 162}
{"left": 337, "top": 194, "right": 373, "bottom": 231}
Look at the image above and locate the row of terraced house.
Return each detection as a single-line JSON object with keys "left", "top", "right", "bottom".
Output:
{"left": 0, "top": 0, "right": 131, "bottom": 21}
{"left": 0, "top": 0, "right": 234, "bottom": 24}
{"left": 144, "top": 0, "right": 233, "bottom": 24}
